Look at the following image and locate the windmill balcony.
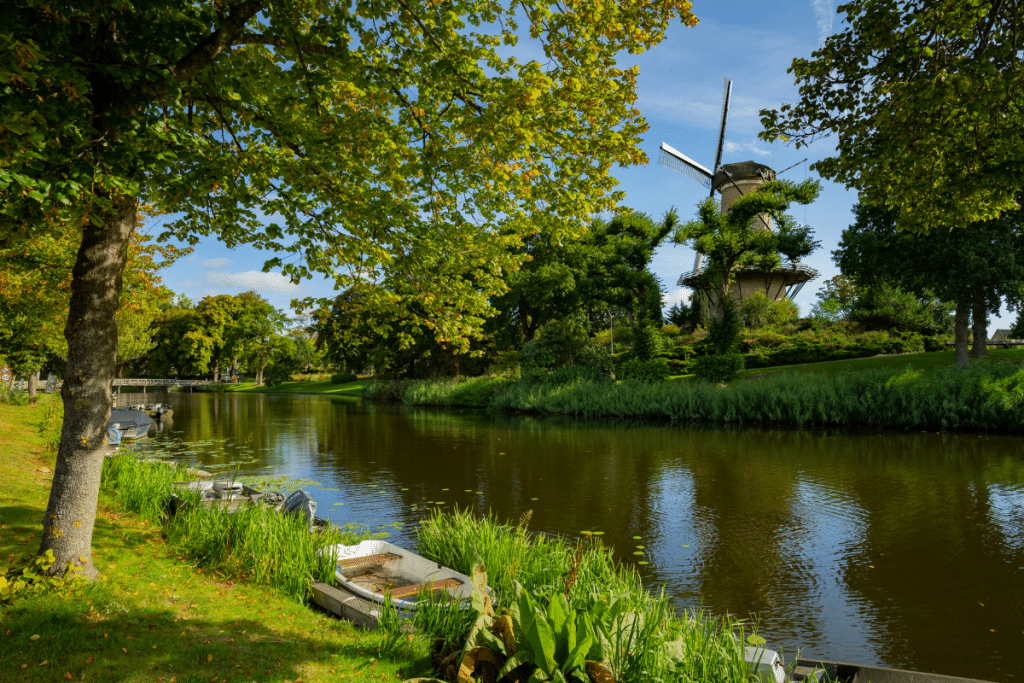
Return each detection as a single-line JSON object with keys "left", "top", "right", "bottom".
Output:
{"left": 678, "top": 261, "right": 819, "bottom": 302}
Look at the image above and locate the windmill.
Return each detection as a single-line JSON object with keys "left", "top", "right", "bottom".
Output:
{"left": 657, "top": 77, "right": 817, "bottom": 309}
{"left": 658, "top": 76, "right": 732, "bottom": 273}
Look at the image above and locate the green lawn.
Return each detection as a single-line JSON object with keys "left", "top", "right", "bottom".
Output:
{"left": 0, "top": 402, "right": 429, "bottom": 682}
{"left": 736, "top": 347, "right": 1024, "bottom": 380}
{"left": 219, "top": 379, "right": 368, "bottom": 395}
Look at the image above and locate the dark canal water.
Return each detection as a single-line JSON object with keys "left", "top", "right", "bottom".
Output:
{"left": 148, "top": 391, "right": 1024, "bottom": 682}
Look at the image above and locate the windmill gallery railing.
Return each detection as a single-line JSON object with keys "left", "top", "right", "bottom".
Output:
{"left": 677, "top": 262, "right": 820, "bottom": 300}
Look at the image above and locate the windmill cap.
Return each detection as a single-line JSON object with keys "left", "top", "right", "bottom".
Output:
{"left": 713, "top": 161, "right": 775, "bottom": 189}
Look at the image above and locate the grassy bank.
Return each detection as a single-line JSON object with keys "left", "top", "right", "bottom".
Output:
{"left": 0, "top": 402, "right": 428, "bottom": 682}
{"left": 408, "top": 508, "right": 767, "bottom": 683}
{"left": 195, "top": 379, "right": 368, "bottom": 395}
{"left": 362, "top": 352, "right": 1024, "bottom": 433}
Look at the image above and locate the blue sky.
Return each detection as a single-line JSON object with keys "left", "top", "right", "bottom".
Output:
{"left": 144, "top": 0, "right": 1018, "bottom": 331}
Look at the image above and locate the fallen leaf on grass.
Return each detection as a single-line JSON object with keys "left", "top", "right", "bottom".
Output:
{"left": 40, "top": 660, "right": 49, "bottom": 666}
{"left": 207, "top": 654, "right": 213, "bottom": 662}
{"left": 30, "top": 634, "right": 40, "bottom": 640}
{"left": 87, "top": 657, "right": 94, "bottom": 664}
{"left": 64, "top": 672, "right": 73, "bottom": 680}
{"left": 122, "top": 648, "right": 127, "bottom": 654}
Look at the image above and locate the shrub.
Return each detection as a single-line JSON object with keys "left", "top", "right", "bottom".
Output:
{"left": 693, "top": 353, "right": 745, "bottom": 383}
{"left": 708, "top": 297, "right": 742, "bottom": 354}
{"left": 330, "top": 371, "right": 358, "bottom": 384}
{"left": 360, "top": 379, "right": 412, "bottom": 402}
{"left": 620, "top": 358, "right": 671, "bottom": 382}
{"left": 0, "top": 386, "right": 29, "bottom": 406}
{"left": 741, "top": 292, "right": 799, "bottom": 328}
{"left": 263, "top": 363, "right": 293, "bottom": 387}
{"left": 631, "top": 322, "right": 664, "bottom": 360}
{"left": 661, "top": 324, "right": 681, "bottom": 337}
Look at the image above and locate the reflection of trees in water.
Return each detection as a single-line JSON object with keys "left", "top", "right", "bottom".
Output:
{"left": 163, "top": 395, "right": 1024, "bottom": 682}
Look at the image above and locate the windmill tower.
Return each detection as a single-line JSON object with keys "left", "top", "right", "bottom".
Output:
{"left": 658, "top": 77, "right": 817, "bottom": 314}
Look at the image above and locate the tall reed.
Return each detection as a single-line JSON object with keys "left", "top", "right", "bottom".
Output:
{"left": 100, "top": 454, "right": 373, "bottom": 602}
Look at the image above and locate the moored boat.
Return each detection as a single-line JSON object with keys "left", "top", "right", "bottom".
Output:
{"left": 791, "top": 657, "right": 995, "bottom": 683}
{"left": 326, "top": 540, "right": 481, "bottom": 615}
{"left": 109, "top": 408, "right": 153, "bottom": 441}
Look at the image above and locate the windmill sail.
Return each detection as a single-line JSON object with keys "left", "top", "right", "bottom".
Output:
{"left": 657, "top": 76, "right": 733, "bottom": 273}
{"left": 658, "top": 143, "right": 712, "bottom": 189}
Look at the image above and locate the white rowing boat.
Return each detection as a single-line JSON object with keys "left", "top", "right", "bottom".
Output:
{"left": 326, "top": 540, "right": 481, "bottom": 615}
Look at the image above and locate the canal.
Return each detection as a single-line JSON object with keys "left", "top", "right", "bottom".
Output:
{"left": 149, "top": 391, "right": 1024, "bottom": 682}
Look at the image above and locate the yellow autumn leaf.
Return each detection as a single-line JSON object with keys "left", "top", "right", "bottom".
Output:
{"left": 207, "top": 654, "right": 213, "bottom": 662}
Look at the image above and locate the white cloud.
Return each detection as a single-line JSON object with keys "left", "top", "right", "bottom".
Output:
{"left": 811, "top": 0, "right": 835, "bottom": 44}
{"left": 723, "top": 140, "right": 772, "bottom": 158}
{"left": 178, "top": 279, "right": 200, "bottom": 289}
{"left": 201, "top": 258, "right": 232, "bottom": 269}
{"left": 204, "top": 270, "right": 305, "bottom": 294}
{"left": 662, "top": 288, "right": 691, "bottom": 308}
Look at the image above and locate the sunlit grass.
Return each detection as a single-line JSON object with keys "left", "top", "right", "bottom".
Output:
{"left": 0, "top": 403, "right": 431, "bottom": 682}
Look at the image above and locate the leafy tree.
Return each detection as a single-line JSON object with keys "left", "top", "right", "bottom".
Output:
{"left": 586, "top": 209, "right": 678, "bottom": 333}
{"left": 4, "top": 0, "right": 698, "bottom": 578}
{"left": 665, "top": 301, "right": 691, "bottom": 328}
{"left": 847, "top": 281, "right": 954, "bottom": 336}
{"left": 1009, "top": 310, "right": 1024, "bottom": 340}
{"left": 833, "top": 201, "right": 1024, "bottom": 366}
{"left": 672, "top": 179, "right": 821, "bottom": 320}
{"left": 810, "top": 275, "right": 860, "bottom": 322}
{"left": 486, "top": 231, "right": 599, "bottom": 347}
{"left": 759, "top": 0, "right": 1024, "bottom": 231}
{"left": 740, "top": 292, "right": 799, "bottom": 329}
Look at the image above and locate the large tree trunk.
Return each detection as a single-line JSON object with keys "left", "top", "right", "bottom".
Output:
{"left": 970, "top": 286, "right": 989, "bottom": 358}
{"left": 28, "top": 369, "right": 40, "bottom": 405}
{"left": 38, "top": 194, "right": 136, "bottom": 580}
{"left": 954, "top": 294, "right": 970, "bottom": 368}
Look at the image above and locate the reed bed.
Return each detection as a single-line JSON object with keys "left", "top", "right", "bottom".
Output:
{"left": 100, "top": 453, "right": 371, "bottom": 602}
{"left": 416, "top": 507, "right": 638, "bottom": 611}
{"left": 415, "top": 508, "right": 766, "bottom": 683}
{"left": 490, "top": 362, "right": 1024, "bottom": 432}
{"left": 400, "top": 376, "right": 505, "bottom": 408}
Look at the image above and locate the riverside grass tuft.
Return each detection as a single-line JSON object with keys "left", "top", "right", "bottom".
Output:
{"left": 413, "top": 508, "right": 767, "bottom": 683}
{"left": 365, "top": 361, "right": 1024, "bottom": 432}
{"left": 100, "top": 452, "right": 373, "bottom": 603}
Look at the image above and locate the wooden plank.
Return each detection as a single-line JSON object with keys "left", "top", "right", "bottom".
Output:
{"left": 337, "top": 552, "right": 401, "bottom": 569}
{"left": 388, "top": 577, "right": 463, "bottom": 599}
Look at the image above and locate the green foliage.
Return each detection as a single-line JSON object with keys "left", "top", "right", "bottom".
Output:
{"left": 740, "top": 292, "right": 798, "bottom": 329}
{"left": 849, "top": 281, "right": 954, "bottom": 336}
{"left": 693, "top": 354, "right": 745, "bottom": 384}
{"left": 760, "top": 0, "right": 1024, "bottom": 230}
{"left": 330, "top": 372, "right": 358, "bottom": 384}
{"left": 673, "top": 179, "right": 822, "bottom": 306}
{"left": 742, "top": 328, "right": 925, "bottom": 368}
{"left": 263, "top": 362, "right": 294, "bottom": 387}
{"left": 402, "top": 376, "right": 504, "bottom": 408}
{"left": 1010, "top": 311, "right": 1024, "bottom": 340}
{"left": 499, "top": 590, "right": 601, "bottom": 682}
{"left": 661, "top": 324, "right": 681, "bottom": 337}
{"left": 631, "top": 322, "right": 664, "bottom": 360}
{"left": 708, "top": 298, "right": 743, "bottom": 354}
{"left": 620, "top": 359, "right": 671, "bottom": 383}
{"left": 361, "top": 379, "right": 414, "bottom": 403}
{"left": 534, "top": 317, "right": 591, "bottom": 368}
{"left": 491, "top": 361, "right": 1024, "bottom": 432}
{"left": 0, "top": 386, "right": 29, "bottom": 406}
{"left": 1, "top": 550, "right": 88, "bottom": 606}
{"left": 39, "top": 397, "right": 63, "bottom": 451}
{"left": 665, "top": 302, "right": 690, "bottom": 328}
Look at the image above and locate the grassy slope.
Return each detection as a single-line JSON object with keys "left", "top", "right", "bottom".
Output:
{"left": 0, "top": 401, "right": 426, "bottom": 682}
{"left": 733, "top": 347, "right": 1024, "bottom": 380}
{"left": 220, "top": 380, "right": 367, "bottom": 395}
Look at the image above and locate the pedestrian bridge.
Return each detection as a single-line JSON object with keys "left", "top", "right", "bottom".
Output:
{"left": 10, "top": 378, "right": 218, "bottom": 391}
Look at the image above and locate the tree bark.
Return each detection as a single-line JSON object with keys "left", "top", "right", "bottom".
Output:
{"left": 38, "top": 194, "right": 136, "bottom": 579}
{"left": 954, "top": 294, "right": 970, "bottom": 368}
{"left": 28, "top": 369, "right": 40, "bottom": 405}
{"left": 970, "top": 286, "right": 989, "bottom": 358}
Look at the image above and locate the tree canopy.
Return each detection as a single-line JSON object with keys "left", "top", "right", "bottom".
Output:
{"left": 759, "top": 0, "right": 1023, "bottom": 232}
{"left": 3, "top": 0, "right": 700, "bottom": 577}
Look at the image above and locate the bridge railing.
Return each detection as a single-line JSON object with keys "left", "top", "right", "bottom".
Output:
{"left": 8, "top": 378, "right": 218, "bottom": 390}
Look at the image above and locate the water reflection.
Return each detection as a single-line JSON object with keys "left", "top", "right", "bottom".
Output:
{"left": 153, "top": 393, "right": 1024, "bottom": 682}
